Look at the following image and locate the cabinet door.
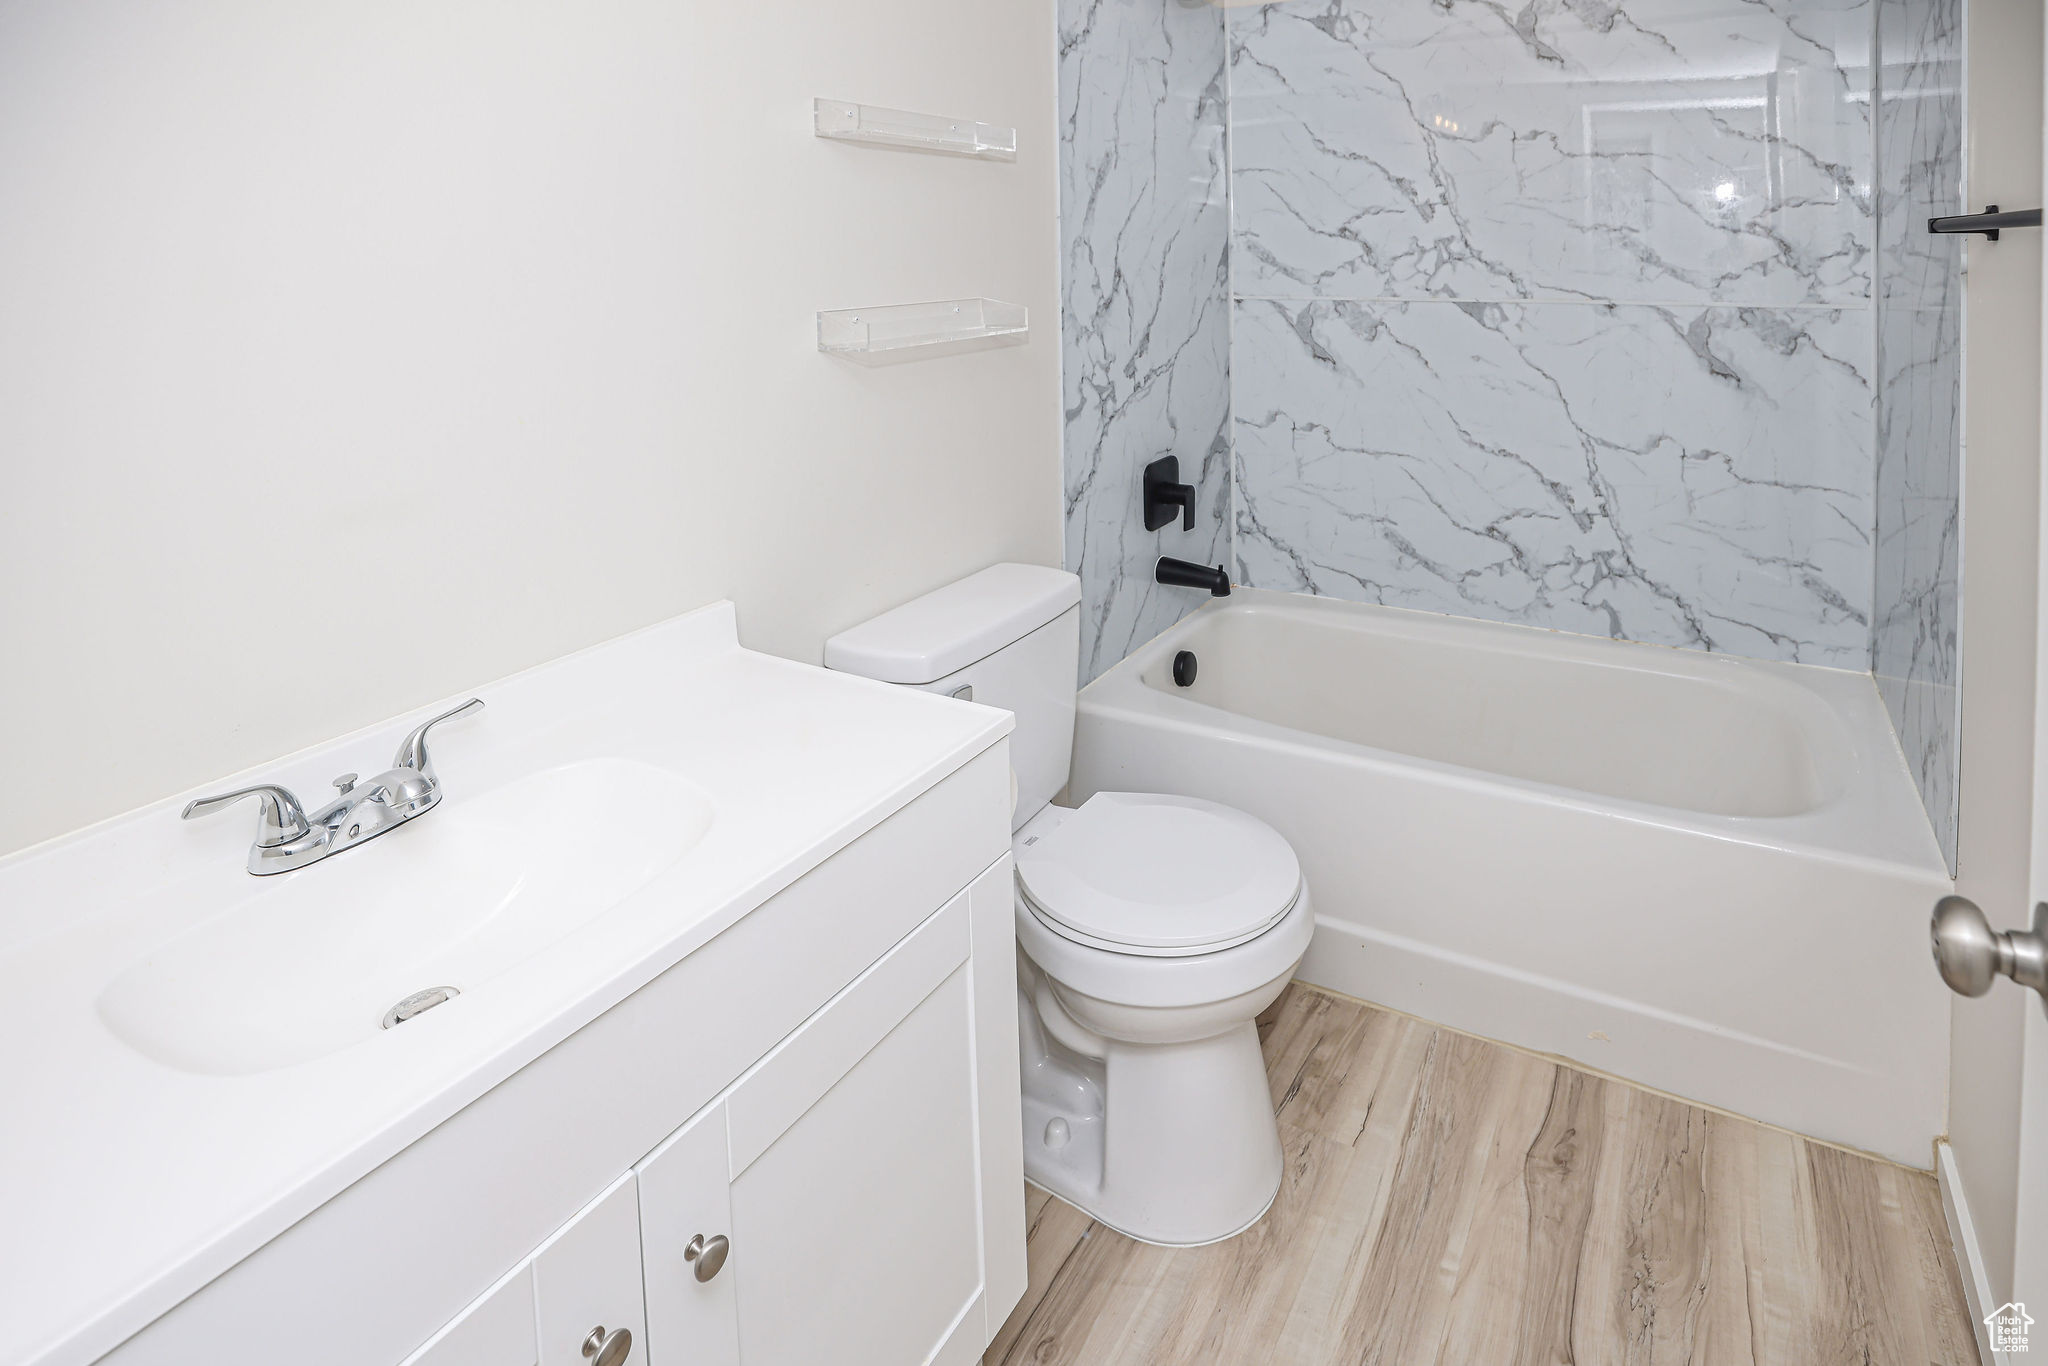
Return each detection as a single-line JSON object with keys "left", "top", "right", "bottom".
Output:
{"left": 398, "top": 1264, "right": 538, "bottom": 1366}
{"left": 636, "top": 1103, "right": 739, "bottom": 1366}
{"left": 965, "top": 855, "right": 1026, "bottom": 1338}
{"left": 726, "top": 892, "right": 984, "bottom": 1366}
{"left": 531, "top": 1173, "right": 649, "bottom": 1366}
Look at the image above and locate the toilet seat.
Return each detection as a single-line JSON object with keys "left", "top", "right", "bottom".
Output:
{"left": 1015, "top": 792, "right": 1301, "bottom": 957}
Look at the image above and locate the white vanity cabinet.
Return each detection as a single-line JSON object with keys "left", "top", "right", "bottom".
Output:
{"left": 410, "top": 882, "right": 995, "bottom": 1366}
{"left": 531, "top": 1175, "right": 649, "bottom": 1366}
{"left": 402, "top": 1266, "right": 539, "bottom": 1366}
{"left": 401, "top": 1171, "right": 650, "bottom": 1366}
{"left": 102, "top": 744, "right": 1025, "bottom": 1366}
{"left": 717, "top": 889, "right": 985, "bottom": 1366}
{"left": 636, "top": 1106, "right": 738, "bottom": 1366}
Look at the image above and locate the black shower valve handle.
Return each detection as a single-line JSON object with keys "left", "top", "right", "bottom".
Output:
{"left": 1143, "top": 455, "right": 1196, "bottom": 532}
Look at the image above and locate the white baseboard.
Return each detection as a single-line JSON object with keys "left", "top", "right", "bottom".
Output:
{"left": 1939, "top": 1140, "right": 2005, "bottom": 1366}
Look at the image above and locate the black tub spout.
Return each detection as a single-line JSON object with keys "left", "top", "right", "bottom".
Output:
{"left": 1156, "top": 556, "right": 1231, "bottom": 597}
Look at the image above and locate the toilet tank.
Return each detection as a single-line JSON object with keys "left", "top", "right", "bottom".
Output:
{"left": 825, "top": 564, "right": 1081, "bottom": 829}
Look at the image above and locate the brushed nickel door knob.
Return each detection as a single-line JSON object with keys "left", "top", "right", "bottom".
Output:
{"left": 1931, "top": 895, "right": 2048, "bottom": 999}
{"left": 684, "top": 1232, "right": 730, "bottom": 1282}
{"left": 580, "top": 1324, "right": 632, "bottom": 1366}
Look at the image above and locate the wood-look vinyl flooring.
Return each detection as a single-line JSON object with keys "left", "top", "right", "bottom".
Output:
{"left": 987, "top": 983, "right": 1976, "bottom": 1366}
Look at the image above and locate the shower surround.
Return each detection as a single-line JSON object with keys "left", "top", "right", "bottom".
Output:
{"left": 1228, "top": 0, "right": 1877, "bottom": 671}
{"left": 1871, "top": 0, "right": 1963, "bottom": 866}
{"left": 1058, "top": 0, "right": 1231, "bottom": 682}
{"left": 1059, "top": 0, "right": 1965, "bottom": 867}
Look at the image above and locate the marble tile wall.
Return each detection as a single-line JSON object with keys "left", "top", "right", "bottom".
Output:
{"left": 1228, "top": 0, "right": 1879, "bottom": 668}
{"left": 1233, "top": 299, "right": 1876, "bottom": 663}
{"left": 1058, "top": 0, "right": 1232, "bottom": 683}
{"left": 1872, "top": 0, "right": 1963, "bottom": 868}
{"left": 1056, "top": 0, "right": 1961, "bottom": 862}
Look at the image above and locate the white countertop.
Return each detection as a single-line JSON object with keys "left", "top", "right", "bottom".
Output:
{"left": 0, "top": 602, "right": 1010, "bottom": 1366}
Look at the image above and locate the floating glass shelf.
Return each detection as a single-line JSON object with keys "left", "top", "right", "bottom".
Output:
{"left": 817, "top": 298, "right": 1029, "bottom": 360}
{"left": 814, "top": 99, "right": 1017, "bottom": 160}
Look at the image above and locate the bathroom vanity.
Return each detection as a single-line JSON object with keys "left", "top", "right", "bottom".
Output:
{"left": 0, "top": 605, "right": 1025, "bottom": 1366}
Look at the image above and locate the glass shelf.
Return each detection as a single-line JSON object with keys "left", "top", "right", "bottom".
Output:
{"left": 817, "top": 298, "right": 1029, "bottom": 361}
{"left": 814, "top": 99, "right": 1017, "bottom": 160}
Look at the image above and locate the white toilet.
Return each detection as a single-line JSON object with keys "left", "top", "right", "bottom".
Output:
{"left": 826, "top": 563, "right": 1313, "bottom": 1246}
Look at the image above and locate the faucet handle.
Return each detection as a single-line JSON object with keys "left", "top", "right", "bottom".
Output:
{"left": 180, "top": 784, "right": 313, "bottom": 848}
{"left": 392, "top": 698, "right": 485, "bottom": 780}
{"left": 1143, "top": 455, "right": 1197, "bottom": 532}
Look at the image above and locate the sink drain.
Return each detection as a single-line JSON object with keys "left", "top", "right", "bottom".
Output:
{"left": 381, "top": 985, "right": 461, "bottom": 1029}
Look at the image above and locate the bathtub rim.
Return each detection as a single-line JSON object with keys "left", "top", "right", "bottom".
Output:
{"left": 1081, "top": 590, "right": 1949, "bottom": 880}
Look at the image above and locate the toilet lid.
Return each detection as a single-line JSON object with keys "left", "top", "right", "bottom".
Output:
{"left": 1015, "top": 792, "right": 1301, "bottom": 956}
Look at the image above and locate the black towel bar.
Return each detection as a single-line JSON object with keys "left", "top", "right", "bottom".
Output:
{"left": 1927, "top": 205, "right": 2043, "bottom": 240}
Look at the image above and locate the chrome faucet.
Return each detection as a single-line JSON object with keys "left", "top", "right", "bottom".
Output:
{"left": 182, "top": 698, "right": 485, "bottom": 875}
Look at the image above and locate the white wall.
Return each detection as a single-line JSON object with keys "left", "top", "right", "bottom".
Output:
{"left": 0, "top": 1, "right": 1061, "bottom": 858}
{"left": 1949, "top": 0, "right": 2044, "bottom": 1307}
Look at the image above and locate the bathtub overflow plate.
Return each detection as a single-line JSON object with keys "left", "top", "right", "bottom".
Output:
{"left": 381, "top": 985, "right": 462, "bottom": 1029}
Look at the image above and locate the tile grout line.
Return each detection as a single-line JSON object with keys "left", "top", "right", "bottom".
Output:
{"left": 1219, "top": 0, "right": 1239, "bottom": 592}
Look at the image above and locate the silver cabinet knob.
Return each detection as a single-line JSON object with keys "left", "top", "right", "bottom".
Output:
{"left": 580, "top": 1325, "right": 632, "bottom": 1366}
{"left": 1931, "top": 896, "right": 2048, "bottom": 999}
{"left": 684, "top": 1232, "right": 730, "bottom": 1282}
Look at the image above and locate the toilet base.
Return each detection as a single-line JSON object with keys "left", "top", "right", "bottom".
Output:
{"left": 1025, "top": 1174, "right": 1282, "bottom": 1250}
{"left": 1016, "top": 981, "right": 1287, "bottom": 1247}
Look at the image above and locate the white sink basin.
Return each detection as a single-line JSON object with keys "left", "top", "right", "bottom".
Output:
{"left": 96, "top": 758, "right": 715, "bottom": 1076}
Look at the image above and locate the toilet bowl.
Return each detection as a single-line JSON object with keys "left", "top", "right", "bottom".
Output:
{"left": 823, "top": 563, "right": 1311, "bottom": 1247}
{"left": 1012, "top": 792, "right": 1312, "bottom": 1246}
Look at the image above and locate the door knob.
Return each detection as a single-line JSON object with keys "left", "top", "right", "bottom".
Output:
{"left": 580, "top": 1325, "right": 632, "bottom": 1366}
{"left": 684, "top": 1232, "right": 730, "bottom": 1282}
{"left": 1930, "top": 895, "right": 2048, "bottom": 999}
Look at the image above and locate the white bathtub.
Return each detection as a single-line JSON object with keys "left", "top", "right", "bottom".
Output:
{"left": 1071, "top": 589, "right": 1952, "bottom": 1165}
